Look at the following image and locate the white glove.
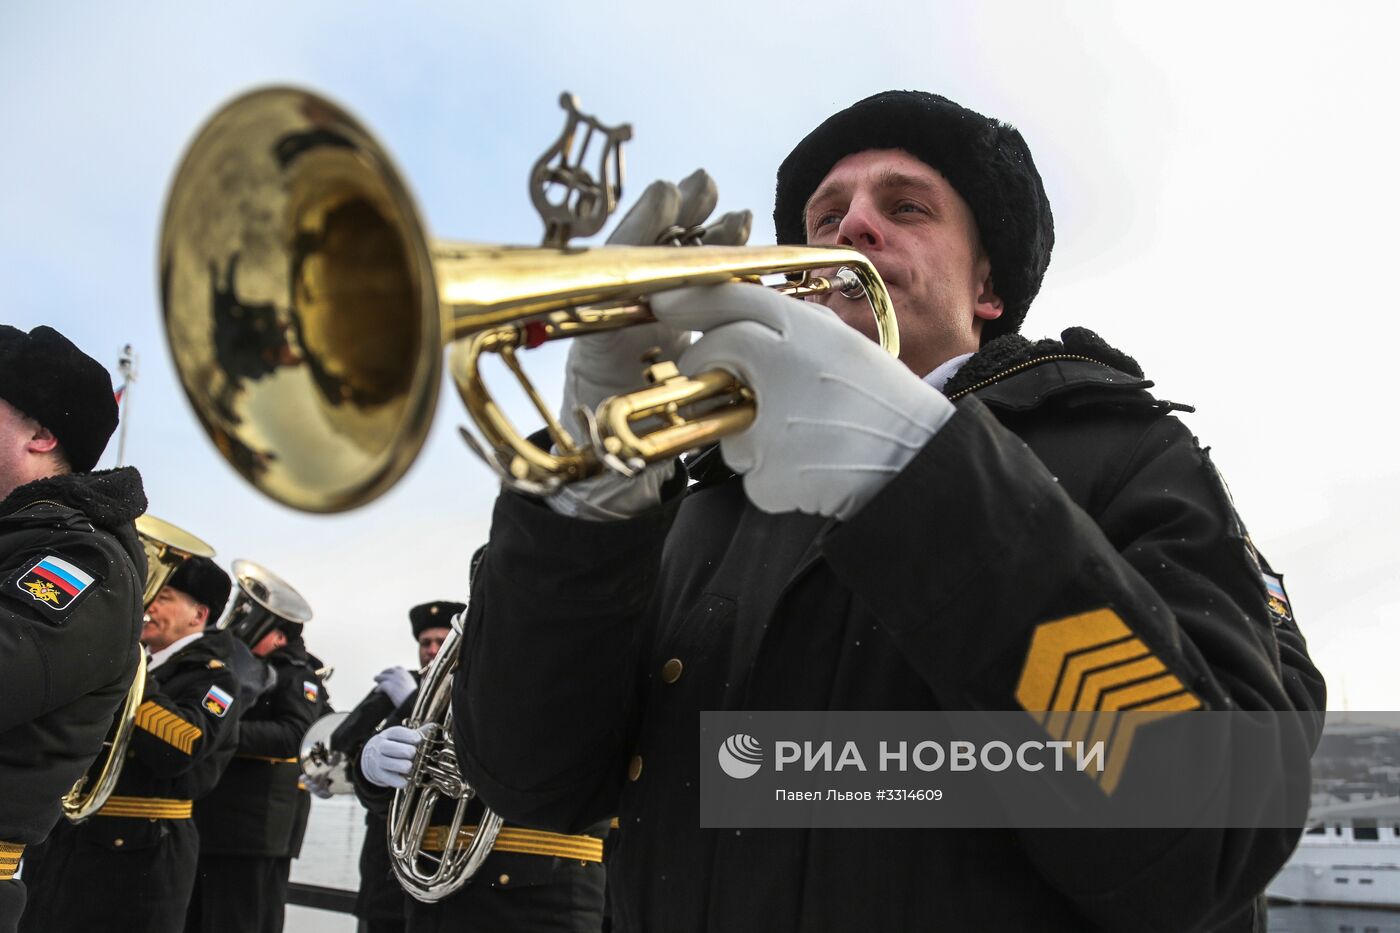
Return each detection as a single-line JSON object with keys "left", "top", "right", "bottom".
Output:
{"left": 373, "top": 665, "right": 417, "bottom": 708}
{"left": 551, "top": 170, "right": 752, "bottom": 521}
{"left": 360, "top": 725, "right": 422, "bottom": 789}
{"left": 650, "top": 283, "right": 955, "bottom": 520}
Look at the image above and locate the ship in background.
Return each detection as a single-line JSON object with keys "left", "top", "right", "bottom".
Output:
{"left": 1268, "top": 718, "right": 1400, "bottom": 911}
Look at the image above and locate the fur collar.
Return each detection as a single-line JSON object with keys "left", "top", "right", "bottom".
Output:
{"left": 943, "top": 327, "right": 1143, "bottom": 398}
{"left": 0, "top": 466, "right": 147, "bottom": 529}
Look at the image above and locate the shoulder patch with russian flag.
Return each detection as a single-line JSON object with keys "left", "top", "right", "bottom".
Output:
{"left": 203, "top": 684, "right": 234, "bottom": 718}
{"left": 10, "top": 554, "right": 101, "bottom": 619}
{"left": 1262, "top": 571, "right": 1293, "bottom": 624}
{"left": 303, "top": 680, "right": 319, "bottom": 703}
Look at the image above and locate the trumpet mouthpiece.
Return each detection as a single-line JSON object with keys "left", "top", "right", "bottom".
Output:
{"left": 835, "top": 267, "right": 866, "bottom": 300}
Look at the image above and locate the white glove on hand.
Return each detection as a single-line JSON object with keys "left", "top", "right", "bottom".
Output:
{"left": 373, "top": 665, "right": 417, "bottom": 708}
{"left": 552, "top": 170, "right": 752, "bottom": 521}
{"left": 651, "top": 284, "right": 955, "bottom": 520}
{"left": 360, "top": 725, "right": 422, "bottom": 789}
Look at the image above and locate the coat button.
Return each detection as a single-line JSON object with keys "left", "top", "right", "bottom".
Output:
{"left": 628, "top": 755, "right": 644, "bottom": 781}
{"left": 113, "top": 838, "right": 124, "bottom": 847}
{"left": 498, "top": 873, "right": 510, "bottom": 885}
{"left": 661, "top": 658, "right": 683, "bottom": 683}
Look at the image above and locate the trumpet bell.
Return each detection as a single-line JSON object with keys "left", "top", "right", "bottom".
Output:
{"left": 160, "top": 86, "right": 442, "bottom": 513}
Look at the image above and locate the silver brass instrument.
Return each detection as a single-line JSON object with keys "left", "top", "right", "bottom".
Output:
{"left": 62, "top": 515, "right": 215, "bottom": 822}
{"left": 299, "top": 711, "right": 353, "bottom": 796}
{"left": 220, "top": 558, "right": 313, "bottom": 646}
{"left": 388, "top": 617, "right": 500, "bottom": 902}
{"left": 159, "top": 85, "right": 898, "bottom": 511}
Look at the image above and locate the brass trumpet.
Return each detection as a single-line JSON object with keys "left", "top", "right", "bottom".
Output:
{"left": 159, "top": 86, "right": 897, "bottom": 511}
{"left": 62, "top": 515, "right": 214, "bottom": 822}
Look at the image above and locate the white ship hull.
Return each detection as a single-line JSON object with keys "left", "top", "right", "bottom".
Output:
{"left": 1268, "top": 805, "right": 1400, "bottom": 908}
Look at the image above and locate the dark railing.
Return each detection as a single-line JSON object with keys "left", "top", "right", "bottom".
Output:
{"left": 287, "top": 881, "right": 357, "bottom": 914}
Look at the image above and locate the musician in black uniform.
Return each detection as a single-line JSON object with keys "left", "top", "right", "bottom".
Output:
{"left": 454, "top": 93, "right": 1326, "bottom": 932}
{"left": 21, "top": 557, "right": 240, "bottom": 933}
{"left": 0, "top": 325, "right": 146, "bottom": 933}
{"left": 187, "top": 613, "right": 328, "bottom": 933}
{"left": 352, "top": 599, "right": 607, "bottom": 933}
{"left": 323, "top": 601, "right": 458, "bottom": 933}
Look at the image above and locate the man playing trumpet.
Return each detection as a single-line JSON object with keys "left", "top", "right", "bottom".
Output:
{"left": 454, "top": 92, "right": 1326, "bottom": 932}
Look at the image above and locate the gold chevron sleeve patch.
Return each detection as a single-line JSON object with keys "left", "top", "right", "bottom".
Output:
{"left": 1015, "top": 608, "right": 1202, "bottom": 794}
{"left": 135, "top": 700, "right": 203, "bottom": 755}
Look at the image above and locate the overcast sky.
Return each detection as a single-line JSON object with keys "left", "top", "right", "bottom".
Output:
{"left": 2, "top": 2, "right": 1395, "bottom": 709}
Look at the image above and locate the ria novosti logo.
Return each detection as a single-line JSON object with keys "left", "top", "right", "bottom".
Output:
{"left": 718, "top": 734, "right": 764, "bottom": 779}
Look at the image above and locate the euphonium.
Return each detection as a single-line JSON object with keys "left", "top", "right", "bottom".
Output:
{"left": 387, "top": 616, "right": 499, "bottom": 902}
{"left": 159, "top": 86, "right": 898, "bottom": 511}
{"left": 62, "top": 515, "right": 214, "bottom": 822}
{"left": 219, "top": 559, "right": 314, "bottom": 647}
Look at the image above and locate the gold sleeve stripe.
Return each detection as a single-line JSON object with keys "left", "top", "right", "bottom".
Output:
{"left": 1016, "top": 608, "right": 1202, "bottom": 796}
{"left": 1100, "top": 674, "right": 1191, "bottom": 712}
{"left": 134, "top": 700, "right": 203, "bottom": 755}
{"left": 1047, "top": 638, "right": 1151, "bottom": 710}
{"left": 1015, "top": 608, "right": 1134, "bottom": 713}
{"left": 1091, "top": 710, "right": 1182, "bottom": 794}
{"left": 0, "top": 842, "right": 22, "bottom": 879}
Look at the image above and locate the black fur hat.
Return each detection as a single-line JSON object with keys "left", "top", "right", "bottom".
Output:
{"left": 773, "top": 91, "right": 1054, "bottom": 342}
{"left": 168, "top": 556, "right": 233, "bottom": 621}
{"left": 410, "top": 600, "right": 465, "bottom": 639}
{"left": 0, "top": 325, "right": 119, "bottom": 471}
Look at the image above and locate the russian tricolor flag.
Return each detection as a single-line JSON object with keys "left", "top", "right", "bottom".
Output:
{"left": 31, "top": 555, "right": 96, "bottom": 597}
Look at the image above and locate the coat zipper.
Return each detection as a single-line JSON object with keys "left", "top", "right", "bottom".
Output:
{"left": 0, "top": 498, "right": 68, "bottom": 520}
{"left": 945, "top": 354, "right": 1117, "bottom": 401}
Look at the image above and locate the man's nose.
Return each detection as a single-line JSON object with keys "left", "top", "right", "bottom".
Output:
{"left": 836, "top": 201, "right": 884, "bottom": 250}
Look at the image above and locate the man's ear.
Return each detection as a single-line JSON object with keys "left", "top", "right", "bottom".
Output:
{"left": 25, "top": 424, "right": 60, "bottom": 456}
{"left": 973, "top": 257, "right": 1004, "bottom": 323}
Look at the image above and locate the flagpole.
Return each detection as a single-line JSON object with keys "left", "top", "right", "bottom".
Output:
{"left": 115, "top": 345, "right": 137, "bottom": 467}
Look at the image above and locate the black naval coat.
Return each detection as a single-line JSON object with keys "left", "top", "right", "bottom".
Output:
{"left": 351, "top": 688, "right": 608, "bottom": 933}
{"left": 0, "top": 469, "right": 145, "bottom": 932}
{"left": 194, "top": 638, "right": 328, "bottom": 857}
{"left": 455, "top": 329, "right": 1326, "bottom": 933}
{"left": 185, "top": 639, "right": 327, "bottom": 933}
{"left": 20, "top": 630, "right": 245, "bottom": 933}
